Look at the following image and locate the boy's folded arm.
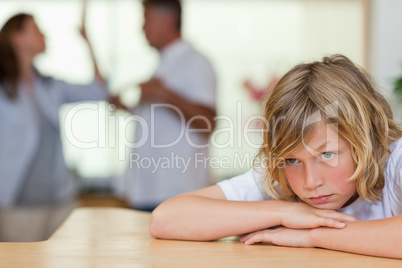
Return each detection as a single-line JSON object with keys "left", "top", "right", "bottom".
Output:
{"left": 150, "top": 185, "right": 283, "bottom": 241}
{"left": 309, "top": 214, "right": 402, "bottom": 259}
{"left": 149, "top": 185, "right": 355, "bottom": 241}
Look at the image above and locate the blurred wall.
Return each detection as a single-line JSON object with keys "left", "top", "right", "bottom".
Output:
{"left": 369, "top": 0, "right": 402, "bottom": 120}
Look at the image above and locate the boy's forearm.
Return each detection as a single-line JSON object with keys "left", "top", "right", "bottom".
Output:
{"left": 309, "top": 215, "right": 402, "bottom": 259}
{"left": 150, "top": 196, "right": 284, "bottom": 241}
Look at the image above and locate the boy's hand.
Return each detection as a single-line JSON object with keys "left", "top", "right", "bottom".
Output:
{"left": 240, "top": 202, "right": 358, "bottom": 247}
{"left": 240, "top": 227, "right": 313, "bottom": 247}
{"left": 279, "top": 202, "right": 358, "bottom": 229}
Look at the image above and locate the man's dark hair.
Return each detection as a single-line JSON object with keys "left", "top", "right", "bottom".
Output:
{"left": 142, "top": 0, "right": 182, "bottom": 31}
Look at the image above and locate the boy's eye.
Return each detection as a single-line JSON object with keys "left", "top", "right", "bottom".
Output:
{"left": 321, "top": 152, "right": 335, "bottom": 160}
{"left": 285, "top": 158, "right": 299, "bottom": 165}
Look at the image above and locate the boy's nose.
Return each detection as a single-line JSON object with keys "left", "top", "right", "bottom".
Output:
{"left": 304, "top": 163, "right": 324, "bottom": 190}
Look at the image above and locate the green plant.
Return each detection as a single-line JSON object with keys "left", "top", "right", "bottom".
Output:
{"left": 394, "top": 76, "right": 402, "bottom": 94}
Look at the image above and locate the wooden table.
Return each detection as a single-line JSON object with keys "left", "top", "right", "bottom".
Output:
{"left": 0, "top": 208, "right": 401, "bottom": 267}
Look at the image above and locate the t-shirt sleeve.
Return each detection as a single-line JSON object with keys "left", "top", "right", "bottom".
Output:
{"left": 386, "top": 138, "right": 402, "bottom": 215}
{"left": 217, "top": 169, "right": 268, "bottom": 201}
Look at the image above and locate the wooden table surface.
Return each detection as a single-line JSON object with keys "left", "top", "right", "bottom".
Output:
{"left": 0, "top": 207, "right": 401, "bottom": 267}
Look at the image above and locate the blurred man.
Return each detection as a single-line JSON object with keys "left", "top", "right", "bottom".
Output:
{"left": 116, "top": 0, "right": 216, "bottom": 211}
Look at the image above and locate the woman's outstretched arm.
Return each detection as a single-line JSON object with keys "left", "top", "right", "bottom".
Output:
{"left": 150, "top": 185, "right": 358, "bottom": 241}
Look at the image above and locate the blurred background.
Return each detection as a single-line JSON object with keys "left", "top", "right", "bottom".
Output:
{"left": 1, "top": 0, "right": 401, "bottom": 193}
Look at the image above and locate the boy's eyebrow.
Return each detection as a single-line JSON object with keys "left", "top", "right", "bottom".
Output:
{"left": 286, "top": 142, "right": 328, "bottom": 158}
{"left": 298, "top": 141, "right": 330, "bottom": 156}
{"left": 312, "top": 140, "right": 339, "bottom": 152}
{"left": 286, "top": 140, "right": 338, "bottom": 158}
{"left": 314, "top": 142, "right": 329, "bottom": 152}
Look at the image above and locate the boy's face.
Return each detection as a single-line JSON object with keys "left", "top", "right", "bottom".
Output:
{"left": 284, "top": 122, "right": 357, "bottom": 210}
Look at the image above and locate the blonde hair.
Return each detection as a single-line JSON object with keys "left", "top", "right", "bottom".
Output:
{"left": 256, "top": 54, "right": 402, "bottom": 203}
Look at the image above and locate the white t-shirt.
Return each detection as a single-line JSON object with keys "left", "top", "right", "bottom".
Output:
{"left": 218, "top": 138, "right": 402, "bottom": 221}
{"left": 117, "top": 39, "right": 216, "bottom": 208}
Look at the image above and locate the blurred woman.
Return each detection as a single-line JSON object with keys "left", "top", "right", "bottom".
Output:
{"left": 0, "top": 13, "right": 108, "bottom": 241}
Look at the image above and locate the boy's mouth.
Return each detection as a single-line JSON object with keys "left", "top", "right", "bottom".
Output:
{"left": 309, "top": 195, "right": 333, "bottom": 204}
